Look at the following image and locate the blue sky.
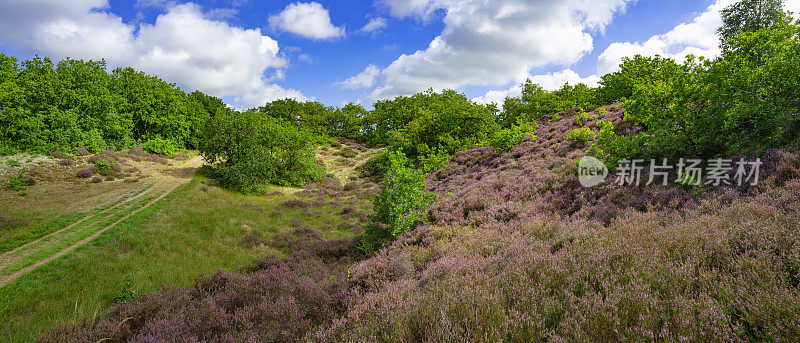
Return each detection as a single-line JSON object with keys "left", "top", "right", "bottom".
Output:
{"left": 2, "top": 0, "right": 795, "bottom": 109}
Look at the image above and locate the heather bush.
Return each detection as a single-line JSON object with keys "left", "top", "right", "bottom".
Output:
{"left": 315, "top": 186, "right": 800, "bottom": 341}
{"left": 58, "top": 158, "right": 74, "bottom": 166}
{"left": 278, "top": 199, "right": 311, "bottom": 209}
{"left": 76, "top": 168, "right": 93, "bottom": 178}
{"left": 41, "top": 263, "right": 348, "bottom": 343}
{"left": 76, "top": 147, "right": 89, "bottom": 156}
{"left": 240, "top": 234, "right": 264, "bottom": 248}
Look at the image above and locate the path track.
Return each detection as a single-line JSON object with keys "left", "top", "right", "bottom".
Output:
{"left": 0, "top": 156, "right": 203, "bottom": 287}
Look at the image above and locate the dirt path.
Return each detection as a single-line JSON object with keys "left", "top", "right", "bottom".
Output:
{"left": 0, "top": 156, "right": 203, "bottom": 288}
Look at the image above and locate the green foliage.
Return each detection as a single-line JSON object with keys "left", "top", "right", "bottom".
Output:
{"left": 417, "top": 146, "right": 452, "bottom": 173}
{"left": 4, "top": 175, "right": 28, "bottom": 191}
{"left": 595, "top": 18, "right": 800, "bottom": 161}
{"left": 113, "top": 274, "right": 138, "bottom": 304}
{"left": 485, "top": 121, "right": 538, "bottom": 152}
{"left": 363, "top": 151, "right": 436, "bottom": 251}
{"left": 327, "top": 103, "right": 367, "bottom": 139}
{"left": 143, "top": 137, "right": 177, "bottom": 156}
{"left": 93, "top": 157, "right": 117, "bottom": 170}
{"left": 255, "top": 99, "right": 368, "bottom": 140}
{"left": 0, "top": 53, "right": 221, "bottom": 155}
{"left": 373, "top": 90, "right": 499, "bottom": 163}
{"left": 364, "top": 90, "right": 498, "bottom": 150}
{"left": 577, "top": 109, "right": 607, "bottom": 126}
{"left": 7, "top": 159, "right": 20, "bottom": 167}
{"left": 718, "top": 0, "right": 791, "bottom": 51}
{"left": 565, "top": 127, "right": 597, "bottom": 144}
{"left": 501, "top": 82, "right": 599, "bottom": 127}
{"left": 200, "top": 111, "right": 325, "bottom": 193}
{"left": 596, "top": 55, "right": 683, "bottom": 104}
{"left": 359, "top": 150, "right": 391, "bottom": 181}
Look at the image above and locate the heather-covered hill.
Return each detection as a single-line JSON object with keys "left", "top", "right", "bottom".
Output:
{"left": 315, "top": 106, "right": 800, "bottom": 342}
{"left": 40, "top": 105, "right": 800, "bottom": 342}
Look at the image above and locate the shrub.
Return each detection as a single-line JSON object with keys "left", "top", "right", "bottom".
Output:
{"left": 76, "top": 147, "right": 89, "bottom": 156}
{"left": 77, "top": 168, "right": 93, "bottom": 178}
{"left": 51, "top": 151, "right": 65, "bottom": 159}
{"left": 565, "top": 127, "right": 597, "bottom": 144}
{"left": 485, "top": 121, "right": 537, "bottom": 152}
{"left": 363, "top": 151, "right": 436, "bottom": 251}
{"left": 143, "top": 137, "right": 177, "bottom": 156}
{"left": 91, "top": 176, "right": 103, "bottom": 183}
{"left": 359, "top": 150, "right": 391, "bottom": 181}
{"left": 5, "top": 175, "right": 28, "bottom": 191}
{"left": 58, "top": 158, "right": 74, "bottom": 166}
{"left": 240, "top": 234, "right": 265, "bottom": 248}
{"left": 200, "top": 111, "right": 325, "bottom": 193}
{"left": 91, "top": 153, "right": 117, "bottom": 170}
{"left": 501, "top": 81, "right": 599, "bottom": 127}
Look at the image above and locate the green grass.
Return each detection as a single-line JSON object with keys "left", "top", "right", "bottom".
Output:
{"left": 0, "top": 212, "right": 88, "bottom": 254}
{"left": 0, "top": 176, "right": 367, "bottom": 342}
{"left": 0, "top": 194, "right": 159, "bottom": 276}
{"left": 0, "top": 186, "right": 153, "bottom": 253}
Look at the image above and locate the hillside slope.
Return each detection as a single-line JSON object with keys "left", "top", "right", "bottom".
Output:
{"left": 39, "top": 107, "right": 800, "bottom": 342}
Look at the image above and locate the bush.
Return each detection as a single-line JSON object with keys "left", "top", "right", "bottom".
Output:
{"left": 359, "top": 150, "right": 391, "bottom": 181}
{"left": 143, "top": 138, "right": 177, "bottom": 156}
{"left": 363, "top": 151, "right": 436, "bottom": 251}
{"left": 77, "top": 168, "right": 93, "bottom": 178}
{"left": 76, "top": 147, "right": 89, "bottom": 156}
{"left": 0, "top": 54, "right": 224, "bottom": 156}
{"left": 364, "top": 89, "right": 499, "bottom": 164}
{"left": 200, "top": 111, "right": 325, "bottom": 193}
{"left": 90, "top": 152, "right": 117, "bottom": 170}
{"left": 486, "top": 121, "right": 537, "bottom": 152}
{"left": 501, "top": 82, "right": 599, "bottom": 127}
{"left": 565, "top": 127, "right": 597, "bottom": 144}
{"left": 4, "top": 175, "right": 28, "bottom": 191}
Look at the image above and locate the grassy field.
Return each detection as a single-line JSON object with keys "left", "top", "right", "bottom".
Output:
{"left": 0, "top": 143, "right": 375, "bottom": 342}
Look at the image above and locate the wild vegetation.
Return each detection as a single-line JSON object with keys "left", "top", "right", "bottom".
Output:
{"left": 0, "top": 0, "right": 799, "bottom": 342}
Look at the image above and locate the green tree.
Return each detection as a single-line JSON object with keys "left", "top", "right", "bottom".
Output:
{"left": 500, "top": 81, "right": 599, "bottom": 127}
{"left": 718, "top": 0, "right": 791, "bottom": 50}
{"left": 200, "top": 111, "right": 324, "bottom": 193}
{"left": 363, "top": 150, "right": 436, "bottom": 251}
{"left": 596, "top": 55, "right": 682, "bottom": 104}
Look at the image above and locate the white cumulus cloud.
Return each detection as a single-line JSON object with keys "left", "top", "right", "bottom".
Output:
{"left": 336, "top": 64, "right": 381, "bottom": 89}
{"left": 268, "top": 2, "right": 344, "bottom": 40}
{"left": 474, "top": 69, "right": 600, "bottom": 107}
{"left": 0, "top": 1, "right": 306, "bottom": 109}
{"left": 596, "top": 0, "right": 737, "bottom": 75}
{"left": 363, "top": 0, "right": 631, "bottom": 101}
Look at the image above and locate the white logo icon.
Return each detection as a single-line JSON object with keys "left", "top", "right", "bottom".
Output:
{"left": 578, "top": 156, "right": 608, "bottom": 187}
